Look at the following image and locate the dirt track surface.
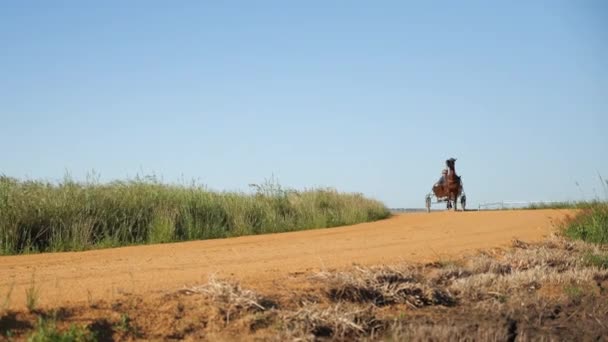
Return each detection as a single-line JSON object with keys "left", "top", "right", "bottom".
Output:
{"left": 0, "top": 210, "right": 573, "bottom": 309}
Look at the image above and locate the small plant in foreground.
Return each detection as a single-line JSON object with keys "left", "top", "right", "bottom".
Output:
{"left": 583, "top": 252, "right": 608, "bottom": 269}
{"left": 28, "top": 316, "right": 94, "bottom": 342}
{"left": 1, "top": 282, "right": 14, "bottom": 314}
{"left": 25, "top": 275, "right": 38, "bottom": 313}
{"left": 115, "top": 313, "right": 141, "bottom": 337}
{"left": 563, "top": 285, "right": 584, "bottom": 301}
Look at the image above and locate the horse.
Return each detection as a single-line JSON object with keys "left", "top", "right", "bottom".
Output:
{"left": 430, "top": 158, "right": 464, "bottom": 211}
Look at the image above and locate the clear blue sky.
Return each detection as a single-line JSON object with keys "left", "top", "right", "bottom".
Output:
{"left": 1, "top": 1, "right": 606, "bottom": 208}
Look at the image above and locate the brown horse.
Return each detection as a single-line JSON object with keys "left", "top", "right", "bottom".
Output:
{"left": 430, "top": 158, "right": 464, "bottom": 211}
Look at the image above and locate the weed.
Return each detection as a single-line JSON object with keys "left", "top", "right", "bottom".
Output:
{"left": 27, "top": 316, "right": 94, "bottom": 342}
{"left": 583, "top": 252, "right": 608, "bottom": 269}
{"left": 25, "top": 275, "right": 39, "bottom": 313}
{"left": 114, "top": 313, "right": 141, "bottom": 337}
{"left": 2, "top": 282, "right": 14, "bottom": 314}
{"left": 563, "top": 284, "right": 584, "bottom": 300}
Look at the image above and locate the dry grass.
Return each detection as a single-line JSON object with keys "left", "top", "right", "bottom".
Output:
{"left": 282, "top": 304, "right": 383, "bottom": 341}
{"left": 316, "top": 266, "right": 456, "bottom": 308}
{"left": 386, "top": 319, "right": 513, "bottom": 342}
{"left": 449, "top": 237, "right": 608, "bottom": 302}
{"left": 178, "top": 276, "right": 277, "bottom": 324}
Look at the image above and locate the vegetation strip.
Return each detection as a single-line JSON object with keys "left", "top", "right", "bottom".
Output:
{"left": 0, "top": 176, "right": 390, "bottom": 255}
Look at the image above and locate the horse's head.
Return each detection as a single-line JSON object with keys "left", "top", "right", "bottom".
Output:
{"left": 446, "top": 158, "right": 457, "bottom": 171}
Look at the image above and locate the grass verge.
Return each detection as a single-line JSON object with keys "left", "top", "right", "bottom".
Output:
{"left": 561, "top": 202, "right": 608, "bottom": 244}
{"left": 0, "top": 175, "right": 390, "bottom": 255}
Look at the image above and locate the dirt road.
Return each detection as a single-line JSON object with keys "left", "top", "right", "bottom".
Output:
{"left": 0, "top": 209, "right": 572, "bottom": 309}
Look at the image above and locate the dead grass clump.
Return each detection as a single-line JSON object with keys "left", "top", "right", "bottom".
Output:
{"left": 465, "top": 237, "right": 593, "bottom": 277}
{"left": 179, "top": 277, "right": 277, "bottom": 323}
{"left": 430, "top": 265, "right": 473, "bottom": 286}
{"left": 446, "top": 236, "right": 608, "bottom": 302}
{"left": 318, "top": 267, "right": 456, "bottom": 308}
{"left": 387, "top": 319, "right": 512, "bottom": 342}
{"left": 466, "top": 254, "right": 512, "bottom": 275}
{"left": 451, "top": 261, "right": 608, "bottom": 302}
{"left": 512, "top": 239, "right": 530, "bottom": 249}
{"left": 502, "top": 245, "right": 580, "bottom": 273}
{"left": 282, "top": 304, "right": 383, "bottom": 341}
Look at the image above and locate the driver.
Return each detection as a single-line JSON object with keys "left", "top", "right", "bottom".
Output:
{"left": 437, "top": 169, "right": 448, "bottom": 186}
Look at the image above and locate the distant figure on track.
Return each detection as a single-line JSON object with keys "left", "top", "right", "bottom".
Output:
{"left": 428, "top": 158, "right": 465, "bottom": 211}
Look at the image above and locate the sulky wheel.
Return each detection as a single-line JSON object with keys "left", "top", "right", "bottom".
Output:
{"left": 425, "top": 195, "right": 431, "bottom": 213}
{"left": 460, "top": 194, "right": 467, "bottom": 211}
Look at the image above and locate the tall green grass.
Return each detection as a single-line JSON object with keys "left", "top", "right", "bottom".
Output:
{"left": 560, "top": 175, "right": 608, "bottom": 244}
{"left": 0, "top": 176, "right": 390, "bottom": 255}
{"left": 562, "top": 203, "right": 608, "bottom": 244}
